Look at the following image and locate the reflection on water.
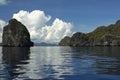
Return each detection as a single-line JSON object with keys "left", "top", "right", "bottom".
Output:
{"left": 1, "top": 47, "right": 30, "bottom": 79}
{"left": 0, "top": 46, "right": 120, "bottom": 80}
{"left": 2, "top": 47, "right": 30, "bottom": 64}
{"left": 25, "top": 47, "right": 74, "bottom": 79}
{"left": 70, "top": 47, "right": 120, "bottom": 58}
{"left": 69, "top": 47, "right": 120, "bottom": 75}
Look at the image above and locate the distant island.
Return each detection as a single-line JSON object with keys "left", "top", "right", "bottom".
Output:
{"left": 59, "top": 20, "right": 120, "bottom": 47}
{"left": 34, "top": 42, "right": 57, "bottom": 46}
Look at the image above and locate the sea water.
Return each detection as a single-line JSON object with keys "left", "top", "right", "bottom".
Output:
{"left": 0, "top": 46, "right": 120, "bottom": 80}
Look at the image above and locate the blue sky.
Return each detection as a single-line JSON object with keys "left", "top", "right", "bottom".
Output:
{"left": 0, "top": 0, "right": 120, "bottom": 32}
{"left": 0, "top": 0, "right": 120, "bottom": 43}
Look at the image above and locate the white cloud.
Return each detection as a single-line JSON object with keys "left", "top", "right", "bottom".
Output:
{"left": 12, "top": 10, "right": 73, "bottom": 43}
{"left": 40, "top": 18, "right": 73, "bottom": 43}
{"left": 0, "top": 19, "right": 7, "bottom": 42}
{"left": 0, "top": 0, "right": 8, "bottom": 5}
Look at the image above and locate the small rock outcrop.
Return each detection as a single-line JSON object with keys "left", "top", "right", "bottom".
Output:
{"left": 2, "top": 19, "right": 34, "bottom": 47}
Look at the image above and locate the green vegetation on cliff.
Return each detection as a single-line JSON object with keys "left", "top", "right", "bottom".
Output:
{"left": 89, "top": 20, "right": 120, "bottom": 40}
{"left": 59, "top": 20, "right": 120, "bottom": 46}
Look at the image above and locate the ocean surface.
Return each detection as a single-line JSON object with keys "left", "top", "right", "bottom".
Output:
{"left": 0, "top": 46, "right": 120, "bottom": 80}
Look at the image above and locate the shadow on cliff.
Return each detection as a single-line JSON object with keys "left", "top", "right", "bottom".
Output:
{"left": 2, "top": 47, "right": 30, "bottom": 79}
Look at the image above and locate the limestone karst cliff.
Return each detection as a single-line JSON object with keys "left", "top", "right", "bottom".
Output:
{"left": 2, "top": 19, "right": 34, "bottom": 47}
{"left": 59, "top": 20, "right": 120, "bottom": 46}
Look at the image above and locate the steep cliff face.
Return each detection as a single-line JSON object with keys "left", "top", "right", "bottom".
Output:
{"left": 59, "top": 36, "right": 71, "bottom": 46}
{"left": 70, "top": 32, "right": 89, "bottom": 46}
{"left": 59, "top": 20, "right": 120, "bottom": 47}
{"left": 59, "top": 32, "right": 89, "bottom": 46}
{"left": 2, "top": 19, "right": 34, "bottom": 47}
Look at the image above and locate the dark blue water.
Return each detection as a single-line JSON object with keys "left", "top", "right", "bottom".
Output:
{"left": 0, "top": 46, "right": 120, "bottom": 80}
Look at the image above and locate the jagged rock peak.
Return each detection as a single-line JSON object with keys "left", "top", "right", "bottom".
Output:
{"left": 9, "top": 18, "right": 18, "bottom": 23}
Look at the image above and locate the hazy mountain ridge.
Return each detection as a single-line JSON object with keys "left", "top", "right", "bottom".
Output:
{"left": 34, "top": 42, "right": 58, "bottom": 46}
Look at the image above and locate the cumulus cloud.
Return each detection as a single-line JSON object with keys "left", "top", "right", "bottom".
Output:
{"left": 0, "top": 19, "right": 7, "bottom": 42}
{"left": 0, "top": 0, "right": 8, "bottom": 5}
{"left": 13, "top": 10, "right": 73, "bottom": 43}
{"left": 40, "top": 18, "right": 72, "bottom": 43}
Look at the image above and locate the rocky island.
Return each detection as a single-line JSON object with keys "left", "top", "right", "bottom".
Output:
{"left": 59, "top": 20, "right": 120, "bottom": 47}
{"left": 2, "top": 19, "right": 34, "bottom": 47}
